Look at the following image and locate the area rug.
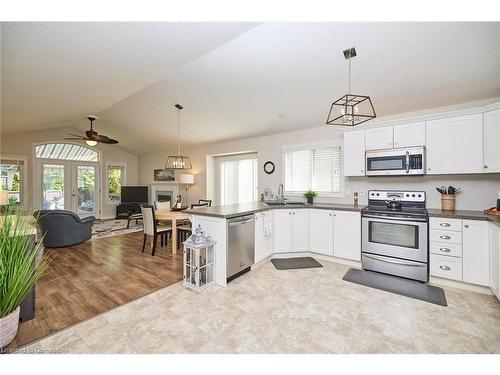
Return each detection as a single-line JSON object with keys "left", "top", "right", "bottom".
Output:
{"left": 92, "top": 219, "right": 143, "bottom": 239}
{"left": 271, "top": 257, "right": 323, "bottom": 270}
{"left": 343, "top": 268, "right": 447, "bottom": 306}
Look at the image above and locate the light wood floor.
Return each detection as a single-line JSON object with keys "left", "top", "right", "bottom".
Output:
{"left": 7, "top": 231, "right": 183, "bottom": 349}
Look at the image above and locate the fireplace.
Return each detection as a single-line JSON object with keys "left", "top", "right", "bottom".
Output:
{"left": 149, "top": 183, "right": 178, "bottom": 206}
{"left": 156, "top": 191, "right": 173, "bottom": 203}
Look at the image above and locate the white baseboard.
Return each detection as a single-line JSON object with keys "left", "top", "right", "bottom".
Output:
{"left": 430, "top": 276, "right": 493, "bottom": 295}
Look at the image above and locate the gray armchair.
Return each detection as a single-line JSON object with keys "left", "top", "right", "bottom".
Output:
{"left": 34, "top": 210, "right": 95, "bottom": 248}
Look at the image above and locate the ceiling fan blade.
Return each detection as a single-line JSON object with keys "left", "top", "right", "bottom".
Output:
{"left": 64, "top": 137, "right": 85, "bottom": 140}
{"left": 67, "top": 133, "right": 85, "bottom": 137}
{"left": 102, "top": 138, "right": 119, "bottom": 144}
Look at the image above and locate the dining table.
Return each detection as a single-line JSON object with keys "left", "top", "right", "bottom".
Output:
{"left": 154, "top": 209, "right": 191, "bottom": 254}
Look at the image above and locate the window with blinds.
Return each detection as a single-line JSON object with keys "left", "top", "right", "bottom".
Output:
{"left": 284, "top": 145, "right": 341, "bottom": 194}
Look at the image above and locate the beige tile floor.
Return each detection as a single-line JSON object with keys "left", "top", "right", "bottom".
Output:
{"left": 16, "top": 260, "right": 500, "bottom": 354}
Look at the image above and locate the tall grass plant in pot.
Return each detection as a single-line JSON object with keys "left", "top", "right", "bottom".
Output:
{"left": 0, "top": 207, "right": 49, "bottom": 348}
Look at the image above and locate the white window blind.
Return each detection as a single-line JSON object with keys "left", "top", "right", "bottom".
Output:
{"left": 219, "top": 155, "right": 258, "bottom": 205}
{"left": 284, "top": 145, "right": 341, "bottom": 194}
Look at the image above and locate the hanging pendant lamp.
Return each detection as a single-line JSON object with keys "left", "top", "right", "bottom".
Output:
{"left": 165, "top": 104, "right": 192, "bottom": 169}
{"left": 326, "top": 47, "right": 376, "bottom": 126}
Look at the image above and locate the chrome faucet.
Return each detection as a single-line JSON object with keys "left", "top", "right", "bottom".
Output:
{"left": 277, "top": 183, "right": 284, "bottom": 203}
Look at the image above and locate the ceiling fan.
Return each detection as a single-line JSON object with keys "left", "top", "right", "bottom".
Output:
{"left": 65, "top": 116, "right": 119, "bottom": 146}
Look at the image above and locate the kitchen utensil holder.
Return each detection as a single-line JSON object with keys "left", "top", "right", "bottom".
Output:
{"left": 441, "top": 195, "right": 456, "bottom": 211}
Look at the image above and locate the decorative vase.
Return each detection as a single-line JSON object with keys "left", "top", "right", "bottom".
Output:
{"left": 441, "top": 195, "right": 456, "bottom": 211}
{"left": 0, "top": 307, "right": 20, "bottom": 348}
{"left": 307, "top": 196, "right": 314, "bottom": 204}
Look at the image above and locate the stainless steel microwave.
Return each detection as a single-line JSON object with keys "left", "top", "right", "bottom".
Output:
{"left": 365, "top": 146, "right": 425, "bottom": 176}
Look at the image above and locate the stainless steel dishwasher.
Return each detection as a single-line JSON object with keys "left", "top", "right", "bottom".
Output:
{"left": 227, "top": 214, "right": 255, "bottom": 282}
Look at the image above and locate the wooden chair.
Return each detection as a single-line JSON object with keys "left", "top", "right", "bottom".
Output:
{"left": 140, "top": 205, "right": 172, "bottom": 256}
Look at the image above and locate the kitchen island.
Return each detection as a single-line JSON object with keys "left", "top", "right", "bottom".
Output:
{"left": 186, "top": 202, "right": 364, "bottom": 287}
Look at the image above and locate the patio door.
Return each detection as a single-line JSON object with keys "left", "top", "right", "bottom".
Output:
{"left": 41, "top": 161, "right": 99, "bottom": 218}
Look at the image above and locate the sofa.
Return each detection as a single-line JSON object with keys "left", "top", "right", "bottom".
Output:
{"left": 34, "top": 210, "right": 95, "bottom": 248}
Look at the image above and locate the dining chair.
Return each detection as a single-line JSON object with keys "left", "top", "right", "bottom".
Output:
{"left": 198, "top": 199, "right": 212, "bottom": 207}
{"left": 177, "top": 202, "right": 210, "bottom": 248}
{"left": 154, "top": 200, "right": 171, "bottom": 210}
{"left": 140, "top": 205, "right": 172, "bottom": 256}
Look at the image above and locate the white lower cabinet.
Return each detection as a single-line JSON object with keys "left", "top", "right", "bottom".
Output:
{"left": 273, "top": 209, "right": 309, "bottom": 253}
{"left": 309, "top": 209, "right": 334, "bottom": 256}
{"left": 254, "top": 211, "right": 274, "bottom": 262}
{"left": 489, "top": 223, "right": 500, "bottom": 300}
{"left": 333, "top": 211, "right": 361, "bottom": 261}
{"left": 463, "top": 220, "right": 490, "bottom": 286}
{"left": 274, "top": 210, "right": 292, "bottom": 253}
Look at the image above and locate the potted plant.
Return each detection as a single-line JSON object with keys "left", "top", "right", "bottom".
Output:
{"left": 304, "top": 190, "right": 317, "bottom": 204}
{"left": 0, "top": 207, "right": 49, "bottom": 349}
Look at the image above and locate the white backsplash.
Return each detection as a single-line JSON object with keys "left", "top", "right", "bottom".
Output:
{"left": 310, "top": 174, "right": 500, "bottom": 211}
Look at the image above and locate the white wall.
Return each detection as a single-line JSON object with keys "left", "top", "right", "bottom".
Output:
{"left": 138, "top": 98, "right": 500, "bottom": 211}
{"left": 0, "top": 127, "right": 138, "bottom": 218}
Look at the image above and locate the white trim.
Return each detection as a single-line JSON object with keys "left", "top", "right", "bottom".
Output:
{"left": 281, "top": 139, "right": 342, "bottom": 152}
{"left": 0, "top": 153, "right": 28, "bottom": 208}
{"left": 105, "top": 162, "right": 127, "bottom": 205}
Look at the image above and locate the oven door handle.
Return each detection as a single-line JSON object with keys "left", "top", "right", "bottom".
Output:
{"left": 362, "top": 214, "right": 428, "bottom": 223}
{"left": 363, "top": 253, "right": 427, "bottom": 267}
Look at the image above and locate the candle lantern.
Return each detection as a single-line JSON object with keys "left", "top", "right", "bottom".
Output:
{"left": 183, "top": 224, "right": 216, "bottom": 290}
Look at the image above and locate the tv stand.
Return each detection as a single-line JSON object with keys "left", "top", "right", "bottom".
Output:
{"left": 115, "top": 202, "right": 143, "bottom": 219}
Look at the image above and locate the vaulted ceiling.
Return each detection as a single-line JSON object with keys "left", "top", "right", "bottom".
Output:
{"left": 2, "top": 22, "right": 500, "bottom": 154}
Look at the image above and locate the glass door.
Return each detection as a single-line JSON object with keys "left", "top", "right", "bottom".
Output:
{"left": 42, "top": 163, "right": 67, "bottom": 210}
{"left": 73, "top": 164, "right": 98, "bottom": 217}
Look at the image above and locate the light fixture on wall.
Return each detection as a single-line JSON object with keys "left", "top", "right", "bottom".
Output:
{"left": 179, "top": 174, "right": 194, "bottom": 204}
{"left": 326, "top": 47, "right": 376, "bottom": 126}
{"left": 165, "top": 104, "right": 192, "bottom": 169}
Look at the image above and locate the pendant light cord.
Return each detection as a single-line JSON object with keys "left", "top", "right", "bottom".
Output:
{"left": 177, "top": 107, "right": 181, "bottom": 155}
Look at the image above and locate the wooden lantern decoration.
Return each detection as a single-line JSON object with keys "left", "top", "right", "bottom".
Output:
{"left": 183, "top": 224, "right": 216, "bottom": 290}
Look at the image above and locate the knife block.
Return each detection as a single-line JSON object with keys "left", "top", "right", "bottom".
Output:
{"left": 441, "top": 195, "right": 456, "bottom": 211}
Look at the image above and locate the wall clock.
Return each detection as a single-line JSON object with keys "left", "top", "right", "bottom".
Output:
{"left": 263, "top": 161, "right": 275, "bottom": 174}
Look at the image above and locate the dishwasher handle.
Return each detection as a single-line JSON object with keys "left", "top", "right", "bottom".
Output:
{"left": 228, "top": 215, "right": 254, "bottom": 226}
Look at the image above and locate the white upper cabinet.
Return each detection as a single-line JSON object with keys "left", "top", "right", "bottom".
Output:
{"left": 393, "top": 121, "right": 426, "bottom": 148}
{"left": 463, "top": 220, "right": 490, "bottom": 286}
{"left": 483, "top": 108, "right": 500, "bottom": 173}
{"left": 309, "top": 209, "right": 334, "bottom": 256}
{"left": 426, "top": 114, "right": 483, "bottom": 175}
{"left": 333, "top": 211, "right": 361, "bottom": 261}
{"left": 343, "top": 130, "right": 365, "bottom": 176}
{"left": 365, "top": 126, "right": 394, "bottom": 150}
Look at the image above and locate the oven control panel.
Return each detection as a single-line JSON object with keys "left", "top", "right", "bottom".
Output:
{"left": 368, "top": 190, "right": 426, "bottom": 202}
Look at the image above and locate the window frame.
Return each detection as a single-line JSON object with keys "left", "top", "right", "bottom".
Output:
{"left": 281, "top": 140, "right": 345, "bottom": 198}
{"left": 105, "top": 162, "right": 127, "bottom": 205}
{"left": 0, "top": 154, "right": 28, "bottom": 206}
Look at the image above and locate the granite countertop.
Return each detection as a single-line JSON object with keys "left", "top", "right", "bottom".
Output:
{"left": 428, "top": 208, "right": 500, "bottom": 223}
{"left": 185, "top": 201, "right": 365, "bottom": 219}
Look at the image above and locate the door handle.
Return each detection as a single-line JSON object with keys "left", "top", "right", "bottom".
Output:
{"left": 439, "top": 247, "right": 451, "bottom": 253}
{"left": 439, "top": 265, "right": 451, "bottom": 271}
{"left": 439, "top": 223, "right": 450, "bottom": 227}
{"left": 439, "top": 235, "right": 451, "bottom": 240}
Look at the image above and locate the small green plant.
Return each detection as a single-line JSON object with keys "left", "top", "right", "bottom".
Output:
{"left": 0, "top": 206, "right": 50, "bottom": 318}
{"left": 303, "top": 190, "right": 317, "bottom": 199}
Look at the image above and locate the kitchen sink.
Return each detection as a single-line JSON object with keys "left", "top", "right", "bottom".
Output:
{"left": 264, "top": 201, "right": 308, "bottom": 206}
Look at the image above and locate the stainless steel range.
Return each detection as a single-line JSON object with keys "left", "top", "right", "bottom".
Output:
{"left": 361, "top": 190, "right": 429, "bottom": 282}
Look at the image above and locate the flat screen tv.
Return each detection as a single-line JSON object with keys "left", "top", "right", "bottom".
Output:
{"left": 121, "top": 186, "right": 149, "bottom": 203}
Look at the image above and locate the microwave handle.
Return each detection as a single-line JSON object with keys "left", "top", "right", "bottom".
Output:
{"left": 405, "top": 151, "right": 410, "bottom": 174}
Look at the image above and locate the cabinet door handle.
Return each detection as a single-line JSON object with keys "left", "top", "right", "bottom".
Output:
{"left": 464, "top": 224, "right": 469, "bottom": 228}
{"left": 439, "top": 235, "right": 451, "bottom": 240}
{"left": 440, "top": 265, "right": 451, "bottom": 271}
{"left": 484, "top": 165, "right": 488, "bottom": 169}
{"left": 439, "top": 247, "right": 451, "bottom": 253}
{"left": 439, "top": 223, "right": 450, "bottom": 227}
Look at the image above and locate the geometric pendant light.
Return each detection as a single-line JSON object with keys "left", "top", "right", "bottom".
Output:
{"left": 165, "top": 104, "right": 192, "bottom": 169}
{"left": 326, "top": 47, "right": 376, "bottom": 126}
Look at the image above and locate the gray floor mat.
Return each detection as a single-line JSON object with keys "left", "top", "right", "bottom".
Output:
{"left": 343, "top": 268, "right": 447, "bottom": 306}
{"left": 271, "top": 257, "right": 323, "bottom": 270}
